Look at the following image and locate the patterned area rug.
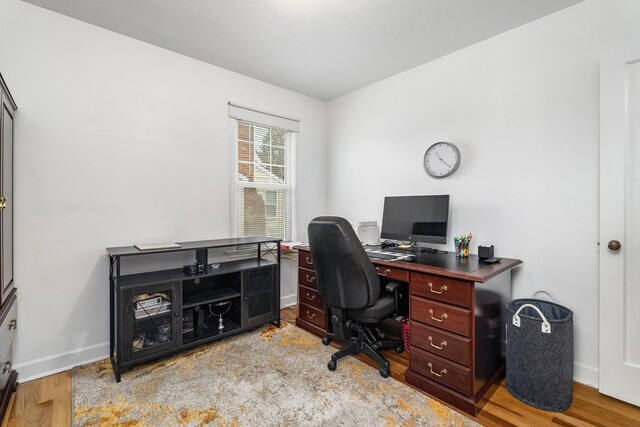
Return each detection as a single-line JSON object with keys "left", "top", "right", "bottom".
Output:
{"left": 73, "top": 322, "right": 478, "bottom": 426}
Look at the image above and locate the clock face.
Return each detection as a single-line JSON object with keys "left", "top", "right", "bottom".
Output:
{"left": 424, "top": 142, "right": 461, "bottom": 178}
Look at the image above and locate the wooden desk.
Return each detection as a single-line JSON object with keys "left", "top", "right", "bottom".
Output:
{"left": 295, "top": 247, "right": 522, "bottom": 416}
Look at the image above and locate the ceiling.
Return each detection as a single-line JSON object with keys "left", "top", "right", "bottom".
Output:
{"left": 23, "top": 0, "right": 584, "bottom": 101}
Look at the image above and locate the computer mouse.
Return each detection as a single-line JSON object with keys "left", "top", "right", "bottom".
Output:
{"left": 404, "top": 254, "right": 416, "bottom": 262}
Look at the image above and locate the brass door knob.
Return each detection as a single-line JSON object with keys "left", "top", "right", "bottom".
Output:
{"left": 608, "top": 240, "right": 621, "bottom": 251}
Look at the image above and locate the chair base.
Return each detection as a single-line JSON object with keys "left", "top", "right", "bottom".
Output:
{"left": 323, "top": 321, "right": 404, "bottom": 378}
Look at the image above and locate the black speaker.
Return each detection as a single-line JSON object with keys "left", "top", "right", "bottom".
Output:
{"left": 478, "top": 245, "right": 494, "bottom": 259}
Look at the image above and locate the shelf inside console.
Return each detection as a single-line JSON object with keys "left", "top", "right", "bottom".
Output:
{"left": 118, "top": 258, "right": 277, "bottom": 287}
{"left": 183, "top": 287, "right": 241, "bottom": 309}
{"left": 182, "top": 318, "right": 241, "bottom": 345}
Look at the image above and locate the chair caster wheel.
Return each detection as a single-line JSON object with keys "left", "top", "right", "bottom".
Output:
{"left": 328, "top": 360, "right": 337, "bottom": 371}
{"left": 395, "top": 345, "right": 404, "bottom": 354}
{"left": 379, "top": 368, "right": 390, "bottom": 378}
{"left": 322, "top": 337, "right": 331, "bottom": 346}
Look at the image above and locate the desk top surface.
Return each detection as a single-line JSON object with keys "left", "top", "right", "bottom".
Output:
{"left": 107, "top": 236, "right": 281, "bottom": 257}
{"left": 296, "top": 245, "right": 521, "bottom": 283}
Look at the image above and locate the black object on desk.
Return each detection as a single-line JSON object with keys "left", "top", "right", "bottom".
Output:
{"left": 478, "top": 245, "right": 495, "bottom": 259}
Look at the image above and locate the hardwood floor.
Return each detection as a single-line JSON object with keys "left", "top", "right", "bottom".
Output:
{"left": 4, "top": 306, "right": 638, "bottom": 426}
{"left": 3, "top": 371, "right": 71, "bottom": 427}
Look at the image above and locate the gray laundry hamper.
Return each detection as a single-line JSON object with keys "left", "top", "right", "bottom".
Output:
{"left": 505, "top": 298, "right": 574, "bottom": 412}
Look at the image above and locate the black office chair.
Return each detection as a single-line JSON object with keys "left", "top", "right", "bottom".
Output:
{"left": 308, "top": 216, "right": 406, "bottom": 378}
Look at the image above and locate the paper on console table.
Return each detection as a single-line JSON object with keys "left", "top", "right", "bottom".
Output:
{"left": 134, "top": 242, "right": 182, "bottom": 251}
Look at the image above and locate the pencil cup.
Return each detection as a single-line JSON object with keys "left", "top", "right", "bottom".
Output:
{"left": 454, "top": 235, "right": 471, "bottom": 258}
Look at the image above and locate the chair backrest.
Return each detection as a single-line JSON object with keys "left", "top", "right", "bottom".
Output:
{"left": 308, "top": 216, "right": 380, "bottom": 310}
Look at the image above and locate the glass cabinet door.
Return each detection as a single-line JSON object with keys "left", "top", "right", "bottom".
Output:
{"left": 121, "top": 282, "right": 180, "bottom": 361}
{"left": 242, "top": 266, "right": 277, "bottom": 327}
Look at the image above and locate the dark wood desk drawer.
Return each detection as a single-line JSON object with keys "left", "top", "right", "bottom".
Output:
{"left": 410, "top": 347, "right": 473, "bottom": 397}
{"left": 411, "top": 297, "right": 472, "bottom": 338}
{"left": 299, "top": 284, "right": 324, "bottom": 309}
{"left": 298, "top": 250, "right": 315, "bottom": 270}
{"left": 298, "top": 303, "right": 326, "bottom": 329}
{"left": 411, "top": 322, "right": 472, "bottom": 368}
{"left": 373, "top": 264, "right": 409, "bottom": 282}
{"left": 410, "top": 272, "right": 472, "bottom": 309}
{"left": 298, "top": 268, "right": 317, "bottom": 289}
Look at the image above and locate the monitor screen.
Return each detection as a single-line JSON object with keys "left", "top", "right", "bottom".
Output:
{"left": 380, "top": 195, "right": 450, "bottom": 244}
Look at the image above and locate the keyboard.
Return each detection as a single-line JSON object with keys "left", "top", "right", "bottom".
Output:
{"left": 366, "top": 251, "right": 400, "bottom": 260}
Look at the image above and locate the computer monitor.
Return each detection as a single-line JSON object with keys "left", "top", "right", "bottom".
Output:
{"left": 380, "top": 195, "right": 450, "bottom": 244}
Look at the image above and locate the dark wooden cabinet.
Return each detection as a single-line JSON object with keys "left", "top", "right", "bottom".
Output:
{"left": 0, "top": 73, "right": 17, "bottom": 422}
{"left": 0, "top": 75, "right": 14, "bottom": 304}
{"left": 404, "top": 267, "right": 516, "bottom": 416}
{"left": 295, "top": 245, "right": 521, "bottom": 416}
{"left": 295, "top": 249, "right": 329, "bottom": 336}
{"left": 108, "top": 237, "right": 281, "bottom": 382}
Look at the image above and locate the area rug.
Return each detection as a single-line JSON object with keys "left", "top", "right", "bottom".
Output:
{"left": 73, "top": 322, "right": 478, "bottom": 426}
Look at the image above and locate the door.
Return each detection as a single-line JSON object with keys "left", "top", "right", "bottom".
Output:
{"left": 242, "top": 266, "right": 278, "bottom": 327}
{"left": 599, "top": 51, "right": 640, "bottom": 405}
{"left": 0, "top": 92, "right": 14, "bottom": 303}
{"left": 121, "top": 282, "right": 180, "bottom": 362}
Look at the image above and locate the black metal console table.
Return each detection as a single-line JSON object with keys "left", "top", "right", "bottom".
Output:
{"left": 107, "top": 237, "right": 281, "bottom": 382}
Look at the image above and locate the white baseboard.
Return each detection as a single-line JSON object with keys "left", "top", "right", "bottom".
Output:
{"left": 14, "top": 342, "right": 108, "bottom": 383}
{"left": 574, "top": 362, "right": 598, "bottom": 387}
{"left": 281, "top": 293, "right": 297, "bottom": 308}
{"left": 17, "top": 295, "right": 298, "bottom": 382}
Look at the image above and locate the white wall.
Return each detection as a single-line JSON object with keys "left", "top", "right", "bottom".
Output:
{"left": 0, "top": 0, "right": 328, "bottom": 380}
{"left": 327, "top": 0, "right": 640, "bottom": 386}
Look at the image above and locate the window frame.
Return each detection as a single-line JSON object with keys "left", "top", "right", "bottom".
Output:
{"left": 230, "top": 119, "right": 296, "bottom": 242}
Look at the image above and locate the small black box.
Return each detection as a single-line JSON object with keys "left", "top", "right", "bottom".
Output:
{"left": 478, "top": 245, "right": 494, "bottom": 259}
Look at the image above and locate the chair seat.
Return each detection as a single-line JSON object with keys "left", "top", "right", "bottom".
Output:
{"left": 348, "top": 294, "right": 395, "bottom": 324}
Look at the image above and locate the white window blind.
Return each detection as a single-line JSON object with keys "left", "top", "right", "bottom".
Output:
{"left": 230, "top": 103, "right": 298, "bottom": 241}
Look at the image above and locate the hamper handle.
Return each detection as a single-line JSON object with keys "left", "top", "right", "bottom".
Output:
{"left": 512, "top": 304, "right": 551, "bottom": 334}
{"left": 532, "top": 290, "right": 558, "bottom": 303}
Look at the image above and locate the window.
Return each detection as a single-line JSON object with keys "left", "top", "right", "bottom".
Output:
{"left": 230, "top": 103, "right": 298, "bottom": 241}
{"left": 265, "top": 190, "right": 277, "bottom": 218}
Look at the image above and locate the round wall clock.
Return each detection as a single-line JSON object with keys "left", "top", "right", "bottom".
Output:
{"left": 423, "top": 142, "right": 461, "bottom": 178}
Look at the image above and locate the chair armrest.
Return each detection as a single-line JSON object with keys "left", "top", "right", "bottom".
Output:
{"left": 385, "top": 281, "right": 402, "bottom": 293}
{"left": 385, "top": 281, "right": 407, "bottom": 317}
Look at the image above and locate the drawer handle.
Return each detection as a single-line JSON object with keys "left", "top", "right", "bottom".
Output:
{"left": 8, "top": 319, "right": 16, "bottom": 330}
{"left": 305, "top": 256, "right": 313, "bottom": 265}
{"left": 376, "top": 267, "right": 391, "bottom": 277}
{"left": 428, "top": 283, "right": 447, "bottom": 294}
{"left": 305, "top": 292, "right": 316, "bottom": 301}
{"left": 305, "top": 310, "right": 316, "bottom": 320}
{"left": 427, "top": 362, "right": 447, "bottom": 377}
{"left": 428, "top": 336, "right": 447, "bottom": 350}
{"left": 305, "top": 274, "right": 316, "bottom": 283}
{"left": 428, "top": 309, "right": 448, "bottom": 322}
